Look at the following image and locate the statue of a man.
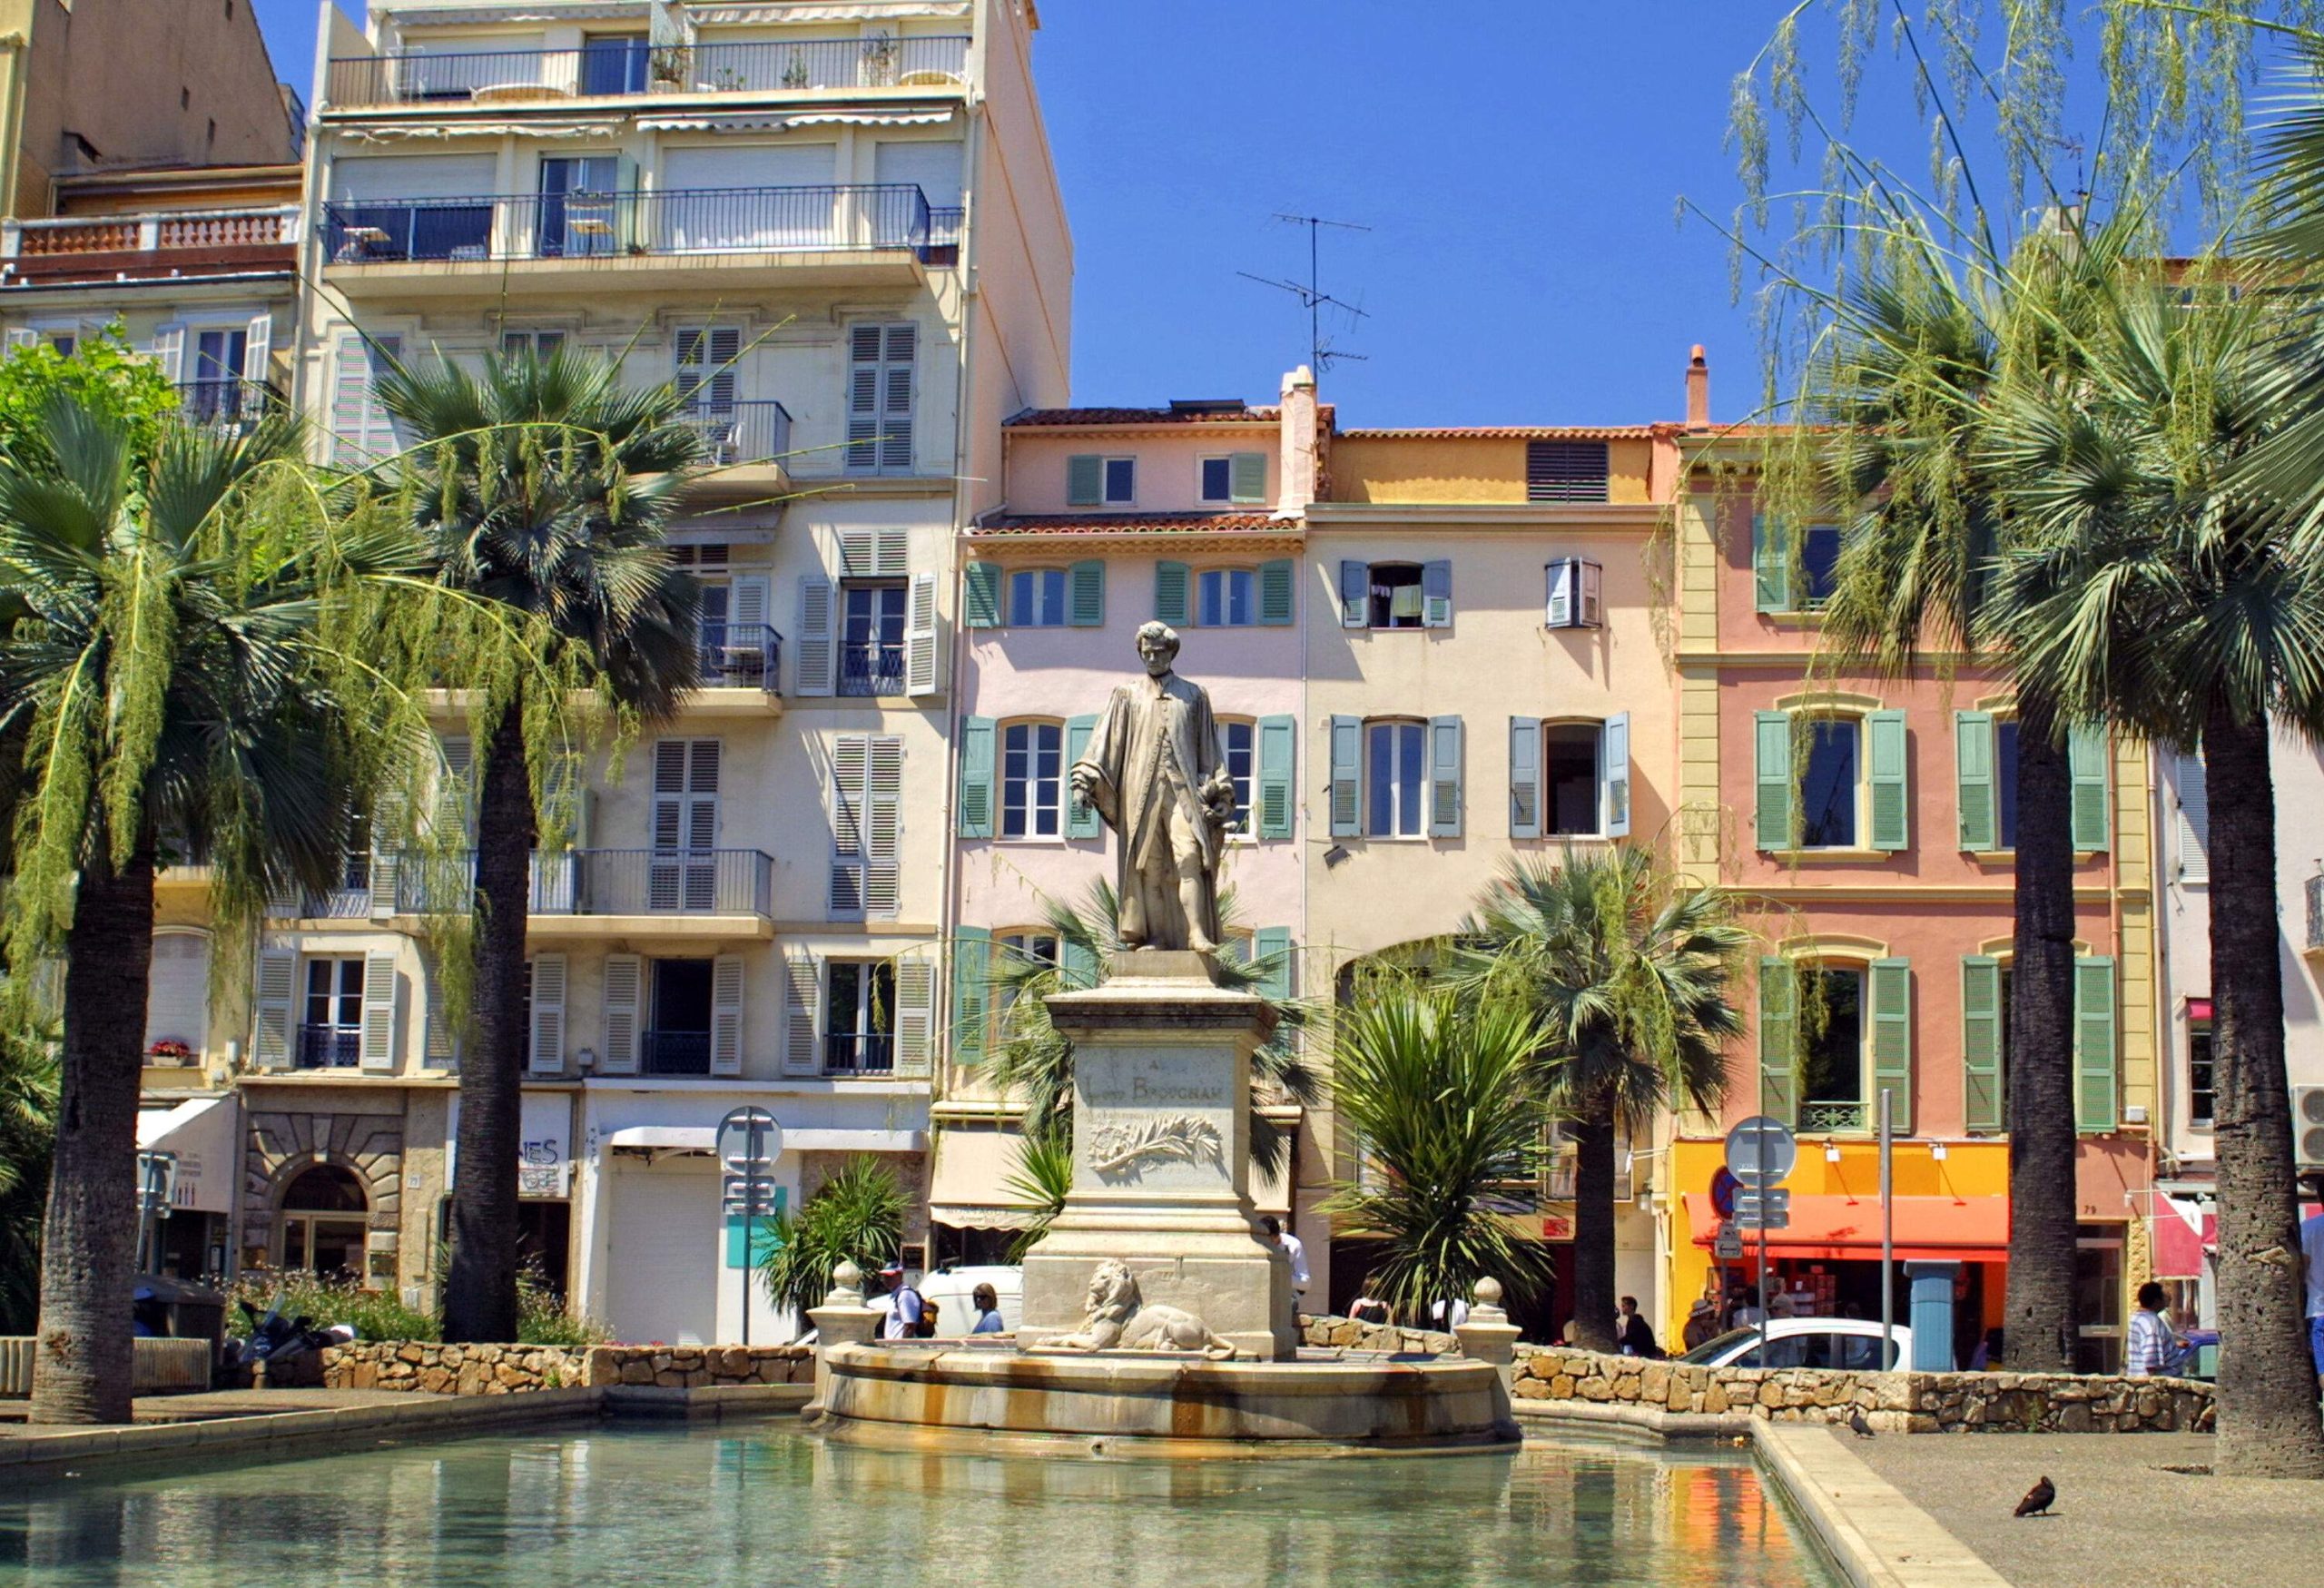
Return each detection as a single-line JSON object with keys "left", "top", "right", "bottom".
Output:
{"left": 1068, "top": 622, "right": 1236, "bottom": 953}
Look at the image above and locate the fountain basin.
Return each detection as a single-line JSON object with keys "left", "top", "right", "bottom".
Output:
{"left": 812, "top": 1342, "right": 1521, "bottom": 1458}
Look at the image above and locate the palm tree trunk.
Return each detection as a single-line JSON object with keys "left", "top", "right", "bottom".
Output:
{"left": 29, "top": 826, "right": 156, "bottom": 1425}
{"left": 2201, "top": 705, "right": 2324, "bottom": 1479}
{"left": 2001, "top": 694, "right": 2080, "bottom": 1373}
{"left": 1567, "top": 1108, "right": 1618, "bottom": 1353}
{"left": 442, "top": 698, "right": 533, "bottom": 1343}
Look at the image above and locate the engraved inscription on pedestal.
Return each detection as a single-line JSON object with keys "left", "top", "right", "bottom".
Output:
{"left": 1075, "top": 1050, "right": 1236, "bottom": 1194}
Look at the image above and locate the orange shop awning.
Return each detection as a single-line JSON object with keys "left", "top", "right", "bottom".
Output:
{"left": 1683, "top": 1193, "right": 2010, "bottom": 1263}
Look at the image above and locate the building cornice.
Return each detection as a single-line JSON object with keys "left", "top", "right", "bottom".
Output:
{"left": 1303, "top": 501, "right": 1666, "bottom": 531}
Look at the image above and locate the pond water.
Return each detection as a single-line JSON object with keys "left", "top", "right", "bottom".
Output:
{"left": 0, "top": 1424, "right": 1839, "bottom": 1587}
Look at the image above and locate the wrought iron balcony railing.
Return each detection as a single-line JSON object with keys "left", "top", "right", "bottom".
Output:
{"left": 177, "top": 379, "right": 282, "bottom": 432}
{"left": 298, "top": 1025, "right": 363, "bottom": 1070}
{"left": 396, "top": 847, "right": 773, "bottom": 919}
{"left": 322, "top": 35, "right": 970, "bottom": 108}
{"left": 320, "top": 184, "right": 940, "bottom": 265}
{"left": 683, "top": 399, "right": 791, "bottom": 469}
{"left": 1799, "top": 1100, "right": 1869, "bottom": 1134}
{"left": 641, "top": 1029, "right": 714, "bottom": 1078}
{"left": 697, "top": 620, "right": 783, "bottom": 693}
{"left": 838, "top": 640, "right": 906, "bottom": 697}
{"left": 823, "top": 1032, "right": 894, "bottom": 1077}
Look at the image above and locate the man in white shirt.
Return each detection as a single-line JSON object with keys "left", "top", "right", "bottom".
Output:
{"left": 869, "top": 1263, "right": 923, "bottom": 1340}
{"left": 1261, "top": 1216, "right": 1308, "bottom": 1307}
{"left": 2301, "top": 1179, "right": 2324, "bottom": 1376}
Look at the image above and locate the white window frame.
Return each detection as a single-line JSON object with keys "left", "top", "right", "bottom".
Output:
{"left": 1220, "top": 717, "right": 1256, "bottom": 841}
{"left": 1100, "top": 456, "right": 1136, "bottom": 506}
{"left": 1365, "top": 717, "right": 1428, "bottom": 840}
{"left": 1000, "top": 718, "right": 1067, "bottom": 841}
{"left": 994, "top": 929, "right": 1060, "bottom": 1027}
{"left": 1196, "top": 567, "right": 1258, "bottom": 628}
{"left": 1798, "top": 715, "right": 1866, "bottom": 851}
{"left": 501, "top": 328, "right": 569, "bottom": 360}
{"left": 1006, "top": 567, "right": 1069, "bottom": 628}
{"left": 824, "top": 957, "right": 897, "bottom": 1075}
{"left": 1541, "top": 718, "right": 1609, "bottom": 838}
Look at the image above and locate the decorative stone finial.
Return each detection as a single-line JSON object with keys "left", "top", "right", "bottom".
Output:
{"left": 825, "top": 1260, "right": 866, "bottom": 1307}
{"left": 1472, "top": 1277, "right": 1507, "bottom": 1318}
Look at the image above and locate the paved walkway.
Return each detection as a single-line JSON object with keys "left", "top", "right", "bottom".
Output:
{"left": 1856, "top": 1432, "right": 2323, "bottom": 1588}
{"left": 0, "top": 1387, "right": 414, "bottom": 1432}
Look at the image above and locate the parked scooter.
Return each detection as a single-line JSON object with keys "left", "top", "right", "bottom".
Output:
{"left": 225, "top": 1294, "right": 338, "bottom": 1373}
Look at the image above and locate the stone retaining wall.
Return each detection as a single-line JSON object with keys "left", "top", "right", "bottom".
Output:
{"left": 322, "top": 1342, "right": 812, "bottom": 1396}
{"left": 1296, "top": 1314, "right": 1456, "bottom": 1355}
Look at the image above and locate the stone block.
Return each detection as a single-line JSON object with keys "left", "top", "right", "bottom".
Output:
{"left": 1578, "top": 1377, "right": 1613, "bottom": 1403}
{"left": 1757, "top": 1382, "right": 1785, "bottom": 1408}
{"left": 1550, "top": 1375, "right": 1576, "bottom": 1398}
{"left": 1701, "top": 1383, "right": 1730, "bottom": 1415}
{"left": 1640, "top": 1366, "right": 1670, "bottom": 1403}
{"left": 399, "top": 1342, "right": 426, "bottom": 1365}
{"left": 352, "top": 1362, "right": 378, "bottom": 1391}
{"left": 1513, "top": 1377, "right": 1549, "bottom": 1400}
{"left": 655, "top": 1369, "right": 686, "bottom": 1388}
{"left": 620, "top": 1360, "right": 655, "bottom": 1386}
{"left": 2057, "top": 1402, "right": 2093, "bottom": 1434}
{"left": 419, "top": 1366, "right": 452, "bottom": 1394}
{"left": 458, "top": 1365, "right": 487, "bottom": 1396}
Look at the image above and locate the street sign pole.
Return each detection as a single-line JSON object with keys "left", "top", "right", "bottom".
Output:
{"left": 716, "top": 1108, "right": 783, "bottom": 1350}
{"left": 1723, "top": 1115, "right": 1797, "bottom": 1362}
{"left": 1879, "top": 1088, "right": 1895, "bottom": 1369}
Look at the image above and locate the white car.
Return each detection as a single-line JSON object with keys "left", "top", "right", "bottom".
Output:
{"left": 915, "top": 1263, "right": 1022, "bottom": 1336}
{"left": 1679, "top": 1317, "right": 1915, "bottom": 1371}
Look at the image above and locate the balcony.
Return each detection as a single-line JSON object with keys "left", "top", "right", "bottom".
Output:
{"left": 1, "top": 205, "right": 300, "bottom": 288}
{"left": 321, "top": 35, "right": 970, "bottom": 110}
{"left": 318, "top": 184, "right": 950, "bottom": 294}
{"left": 824, "top": 1032, "right": 895, "bottom": 1077}
{"left": 641, "top": 1030, "right": 713, "bottom": 1078}
{"left": 1800, "top": 1100, "right": 1869, "bottom": 1134}
{"left": 838, "top": 640, "right": 905, "bottom": 697}
{"left": 698, "top": 620, "right": 783, "bottom": 694}
{"left": 177, "top": 379, "right": 283, "bottom": 436}
{"left": 397, "top": 847, "right": 774, "bottom": 930}
{"left": 683, "top": 400, "right": 792, "bottom": 469}
{"left": 298, "top": 1025, "right": 363, "bottom": 1070}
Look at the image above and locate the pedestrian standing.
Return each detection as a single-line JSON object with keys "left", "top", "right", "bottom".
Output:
{"left": 1617, "top": 1296, "right": 1661, "bottom": 1359}
{"left": 1261, "top": 1216, "right": 1308, "bottom": 1308}
{"left": 2300, "top": 1177, "right": 2324, "bottom": 1376}
{"left": 970, "top": 1281, "right": 1006, "bottom": 1335}
{"left": 2125, "top": 1281, "right": 2192, "bottom": 1378}
{"left": 870, "top": 1262, "right": 923, "bottom": 1340}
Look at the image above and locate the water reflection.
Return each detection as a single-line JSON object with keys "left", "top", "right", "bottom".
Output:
{"left": 0, "top": 1425, "right": 1833, "bottom": 1587}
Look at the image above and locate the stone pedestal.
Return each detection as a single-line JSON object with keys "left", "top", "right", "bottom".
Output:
{"left": 1019, "top": 952, "right": 1295, "bottom": 1361}
{"left": 805, "top": 1261, "right": 882, "bottom": 1416}
{"left": 1453, "top": 1278, "right": 1522, "bottom": 1391}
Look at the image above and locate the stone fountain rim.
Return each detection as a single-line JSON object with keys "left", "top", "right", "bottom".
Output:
{"left": 825, "top": 1341, "right": 1502, "bottom": 1398}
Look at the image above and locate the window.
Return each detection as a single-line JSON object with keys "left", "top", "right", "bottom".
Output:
{"left": 840, "top": 580, "right": 907, "bottom": 695}
{"left": 538, "top": 155, "right": 621, "bottom": 257}
{"left": 1801, "top": 966, "right": 1866, "bottom": 1131}
{"left": 1799, "top": 525, "right": 1843, "bottom": 608}
{"left": 1066, "top": 455, "right": 1136, "bottom": 507}
{"left": 644, "top": 958, "right": 713, "bottom": 1076}
{"left": 1339, "top": 559, "right": 1450, "bottom": 630}
{"left": 1368, "top": 563, "right": 1424, "bottom": 629}
{"left": 580, "top": 33, "right": 650, "bottom": 94}
{"left": 995, "top": 931, "right": 1059, "bottom": 1025}
{"left": 2074, "top": 1225, "right": 2126, "bottom": 1374}
{"left": 300, "top": 958, "right": 365, "bottom": 1070}
{"left": 1222, "top": 720, "right": 1255, "bottom": 833}
{"left": 144, "top": 931, "right": 211, "bottom": 1057}
{"left": 1798, "top": 720, "right": 1859, "bottom": 848}
{"left": 188, "top": 326, "right": 249, "bottom": 420}
{"left": 2175, "top": 752, "right": 2210, "bottom": 883}
{"left": 1104, "top": 458, "right": 1135, "bottom": 504}
{"left": 1525, "top": 440, "right": 1610, "bottom": 503}
{"left": 276, "top": 1164, "right": 368, "bottom": 1277}
{"left": 1512, "top": 716, "right": 1629, "bottom": 841}
{"left": 1544, "top": 557, "right": 1602, "bottom": 628}
{"left": 1200, "top": 452, "right": 1267, "bottom": 505}
{"left": 846, "top": 321, "right": 916, "bottom": 473}
{"left": 502, "top": 329, "right": 567, "bottom": 360}
{"left": 1367, "top": 720, "right": 1426, "bottom": 838}
{"left": 1543, "top": 723, "right": 1604, "bottom": 836}
{"left": 1198, "top": 568, "right": 1256, "bottom": 627}
{"left": 330, "top": 333, "right": 402, "bottom": 465}
{"left": 2188, "top": 1007, "right": 2215, "bottom": 1129}
{"left": 1009, "top": 567, "right": 1068, "bottom": 627}
{"left": 1752, "top": 518, "right": 1846, "bottom": 615}
{"left": 1001, "top": 721, "right": 1065, "bottom": 839}
{"left": 826, "top": 960, "right": 896, "bottom": 1074}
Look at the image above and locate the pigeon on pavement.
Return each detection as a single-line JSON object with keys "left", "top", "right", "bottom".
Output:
{"left": 2014, "top": 1476, "right": 2056, "bottom": 1517}
{"left": 1847, "top": 1409, "right": 1876, "bottom": 1439}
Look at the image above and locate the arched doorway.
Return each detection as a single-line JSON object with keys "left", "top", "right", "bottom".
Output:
{"left": 277, "top": 1164, "right": 369, "bottom": 1277}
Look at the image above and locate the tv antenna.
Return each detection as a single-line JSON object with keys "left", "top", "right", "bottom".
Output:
{"left": 1238, "top": 212, "right": 1371, "bottom": 373}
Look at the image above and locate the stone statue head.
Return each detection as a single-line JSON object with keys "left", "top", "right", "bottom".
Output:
{"left": 1134, "top": 620, "right": 1180, "bottom": 677}
{"left": 1084, "top": 1258, "right": 1138, "bottom": 1319}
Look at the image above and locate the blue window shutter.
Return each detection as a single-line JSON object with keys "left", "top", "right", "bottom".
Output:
{"left": 1068, "top": 559, "right": 1105, "bottom": 627}
{"left": 1759, "top": 958, "right": 1797, "bottom": 1126}
{"left": 1754, "top": 711, "right": 1793, "bottom": 852}
{"left": 1753, "top": 513, "right": 1789, "bottom": 613}
{"left": 1230, "top": 451, "right": 1267, "bottom": 504}
{"left": 1067, "top": 454, "right": 1101, "bottom": 507}
{"left": 1155, "top": 560, "right": 1190, "bottom": 626}
{"left": 1256, "top": 715, "right": 1295, "bottom": 839}
{"left": 950, "top": 926, "right": 991, "bottom": 1063}
{"left": 1064, "top": 715, "right": 1100, "bottom": 838}
{"left": 1426, "top": 715, "right": 1463, "bottom": 836}
{"left": 957, "top": 716, "right": 996, "bottom": 838}
{"left": 1339, "top": 560, "right": 1369, "bottom": 627}
{"left": 1328, "top": 715, "right": 1362, "bottom": 837}
{"left": 2074, "top": 956, "right": 2118, "bottom": 1133}
{"left": 1867, "top": 710, "right": 1909, "bottom": 852}
{"left": 1422, "top": 560, "right": 1453, "bottom": 628}
{"left": 963, "top": 561, "right": 1000, "bottom": 629}
{"left": 1955, "top": 711, "right": 1996, "bottom": 852}
{"left": 1257, "top": 558, "right": 1295, "bottom": 626}
{"left": 1961, "top": 955, "right": 2004, "bottom": 1132}
{"left": 1869, "top": 957, "right": 1913, "bottom": 1134}
{"left": 1603, "top": 711, "right": 1631, "bottom": 838}
{"left": 2069, "top": 725, "right": 2110, "bottom": 853}
{"left": 1508, "top": 717, "right": 1541, "bottom": 839}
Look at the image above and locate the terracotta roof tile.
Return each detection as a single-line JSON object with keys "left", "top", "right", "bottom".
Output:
{"left": 1337, "top": 424, "right": 1669, "bottom": 440}
{"left": 1006, "top": 407, "right": 1281, "bottom": 427}
{"left": 970, "top": 511, "right": 1290, "bottom": 538}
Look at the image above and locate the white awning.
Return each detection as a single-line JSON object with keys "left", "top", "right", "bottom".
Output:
{"left": 136, "top": 1095, "right": 237, "bottom": 1214}
{"left": 928, "top": 1126, "right": 1041, "bottom": 1228}
{"left": 690, "top": 3, "right": 971, "bottom": 22}
{"left": 342, "top": 122, "right": 625, "bottom": 143}
{"left": 603, "top": 1125, "right": 923, "bottom": 1154}
{"left": 635, "top": 109, "right": 953, "bottom": 133}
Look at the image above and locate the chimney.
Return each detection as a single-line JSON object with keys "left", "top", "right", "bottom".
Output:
{"left": 1685, "top": 345, "right": 1710, "bottom": 429}
{"left": 1276, "top": 365, "right": 1318, "bottom": 516}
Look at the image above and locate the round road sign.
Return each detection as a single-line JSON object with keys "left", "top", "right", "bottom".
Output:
{"left": 1724, "top": 1114, "right": 1797, "bottom": 1185}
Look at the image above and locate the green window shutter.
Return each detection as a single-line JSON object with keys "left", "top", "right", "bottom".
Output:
{"left": 1064, "top": 715, "right": 1100, "bottom": 838}
{"left": 1758, "top": 957, "right": 1797, "bottom": 1127}
{"left": 1869, "top": 957, "right": 1914, "bottom": 1134}
{"left": 1155, "top": 559, "right": 1190, "bottom": 626}
{"left": 1059, "top": 936, "right": 1098, "bottom": 990}
{"left": 1328, "top": 715, "right": 1363, "bottom": 837}
{"left": 1422, "top": 559, "right": 1453, "bottom": 628}
{"left": 1426, "top": 715, "right": 1463, "bottom": 836}
{"left": 1253, "top": 926, "right": 1294, "bottom": 1001}
{"left": 2069, "top": 725, "right": 2110, "bottom": 853}
{"left": 1257, "top": 558, "right": 1295, "bottom": 626}
{"left": 1067, "top": 454, "right": 1102, "bottom": 507}
{"left": 1752, "top": 513, "right": 1789, "bottom": 613}
{"left": 950, "top": 926, "right": 992, "bottom": 1063}
{"left": 1068, "top": 559, "right": 1105, "bottom": 626}
{"left": 1961, "top": 955, "right": 2004, "bottom": 1132}
{"left": 1338, "top": 560, "right": 1369, "bottom": 628}
{"left": 1955, "top": 711, "right": 1996, "bottom": 852}
{"left": 1508, "top": 717, "right": 1541, "bottom": 839}
{"left": 1230, "top": 451, "right": 1267, "bottom": 504}
{"left": 1867, "top": 710, "right": 1909, "bottom": 852}
{"left": 1754, "top": 711, "right": 1793, "bottom": 852}
{"left": 2074, "top": 955, "right": 2118, "bottom": 1133}
{"left": 963, "top": 561, "right": 1000, "bottom": 629}
{"left": 957, "top": 716, "right": 997, "bottom": 837}
{"left": 1256, "top": 715, "right": 1295, "bottom": 839}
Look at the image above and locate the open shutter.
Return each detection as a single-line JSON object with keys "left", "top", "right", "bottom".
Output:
{"left": 1064, "top": 715, "right": 1101, "bottom": 838}
{"left": 1867, "top": 710, "right": 1909, "bottom": 852}
{"left": 1256, "top": 715, "right": 1295, "bottom": 840}
{"left": 1869, "top": 957, "right": 1913, "bottom": 1134}
{"left": 152, "top": 322, "right": 186, "bottom": 387}
{"left": 1579, "top": 558, "right": 1603, "bottom": 626}
{"left": 730, "top": 572, "right": 770, "bottom": 669}
{"left": 829, "top": 734, "right": 867, "bottom": 917}
{"left": 1754, "top": 711, "right": 1793, "bottom": 851}
{"left": 423, "top": 952, "right": 459, "bottom": 1070}
{"left": 1066, "top": 454, "right": 1102, "bottom": 508}
{"left": 710, "top": 953, "right": 745, "bottom": 1076}
{"left": 782, "top": 952, "right": 823, "bottom": 1076}
{"left": 2068, "top": 725, "right": 2110, "bottom": 852}
{"left": 1603, "top": 711, "right": 1632, "bottom": 838}
{"left": 253, "top": 948, "right": 298, "bottom": 1070}
{"left": 866, "top": 736, "right": 902, "bottom": 917}
{"left": 1068, "top": 559, "right": 1105, "bottom": 626}
{"left": 242, "top": 312, "right": 274, "bottom": 386}
{"left": 1257, "top": 558, "right": 1295, "bottom": 626}
{"left": 794, "top": 574, "right": 834, "bottom": 696}
{"left": 957, "top": 716, "right": 997, "bottom": 838}
{"left": 949, "top": 928, "right": 990, "bottom": 1067}
{"left": 2074, "top": 956, "right": 2118, "bottom": 1132}
{"left": 1059, "top": 935, "right": 1098, "bottom": 991}
{"left": 1253, "top": 927, "right": 1294, "bottom": 1002}
{"left": 600, "top": 953, "right": 641, "bottom": 1075}
{"left": 527, "top": 953, "right": 566, "bottom": 1074}
{"left": 1752, "top": 513, "right": 1789, "bottom": 613}
{"left": 904, "top": 571, "right": 939, "bottom": 695}
{"left": 1422, "top": 560, "right": 1452, "bottom": 628}
{"left": 1545, "top": 560, "right": 1574, "bottom": 628}
{"left": 1955, "top": 711, "right": 1996, "bottom": 852}
{"left": 436, "top": 734, "right": 474, "bottom": 841}
{"left": 1230, "top": 450, "right": 1267, "bottom": 504}
{"left": 962, "top": 561, "right": 1000, "bottom": 629}
{"left": 1155, "top": 560, "right": 1190, "bottom": 626}
{"left": 1426, "top": 715, "right": 1463, "bottom": 837}
{"left": 3, "top": 329, "right": 35, "bottom": 351}
{"left": 2176, "top": 752, "right": 2210, "bottom": 883}
{"left": 1758, "top": 958, "right": 1797, "bottom": 1126}
{"left": 893, "top": 954, "right": 935, "bottom": 1078}
{"left": 369, "top": 790, "right": 407, "bottom": 919}
{"left": 1328, "top": 715, "right": 1363, "bottom": 837}
{"left": 1338, "top": 560, "right": 1369, "bottom": 628}
{"left": 1961, "top": 956, "right": 2004, "bottom": 1132}
{"left": 1509, "top": 717, "right": 1542, "bottom": 838}
{"left": 350, "top": 951, "right": 396, "bottom": 1072}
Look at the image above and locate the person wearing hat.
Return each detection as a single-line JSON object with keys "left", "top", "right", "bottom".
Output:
{"left": 870, "top": 1261, "right": 923, "bottom": 1340}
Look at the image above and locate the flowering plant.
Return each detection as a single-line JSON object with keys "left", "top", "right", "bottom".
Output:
{"left": 145, "top": 1039, "right": 195, "bottom": 1061}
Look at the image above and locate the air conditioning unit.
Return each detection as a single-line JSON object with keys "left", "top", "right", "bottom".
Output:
{"left": 2294, "top": 1087, "right": 2324, "bottom": 1169}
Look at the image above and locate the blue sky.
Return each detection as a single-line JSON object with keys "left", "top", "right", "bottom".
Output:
{"left": 249, "top": 3, "right": 2212, "bottom": 429}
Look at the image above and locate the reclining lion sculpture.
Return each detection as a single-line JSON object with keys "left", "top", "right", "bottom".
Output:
{"left": 1042, "top": 1258, "right": 1237, "bottom": 1359}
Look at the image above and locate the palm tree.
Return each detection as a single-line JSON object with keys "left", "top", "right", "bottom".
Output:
{"left": 371, "top": 345, "right": 704, "bottom": 1343}
{"left": 1452, "top": 849, "right": 1747, "bottom": 1352}
{"left": 759, "top": 1156, "right": 908, "bottom": 1322}
{"left": 980, "top": 881, "right": 1322, "bottom": 1180}
{"left": 0, "top": 390, "right": 404, "bottom": 1422}
{"left": 1319, "top": 980, "right": 1556, "bottom": 1325}
{"left": 1000, "top": 1133, "right": 1071, "bottom": 1262}
{"left": 1984, "top": 260, "right": 2324, "bottom": 1478}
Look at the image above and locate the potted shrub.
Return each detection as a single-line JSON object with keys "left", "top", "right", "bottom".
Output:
{"left": 145, "top": 1039, "right": 195, "bottom": 1068}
